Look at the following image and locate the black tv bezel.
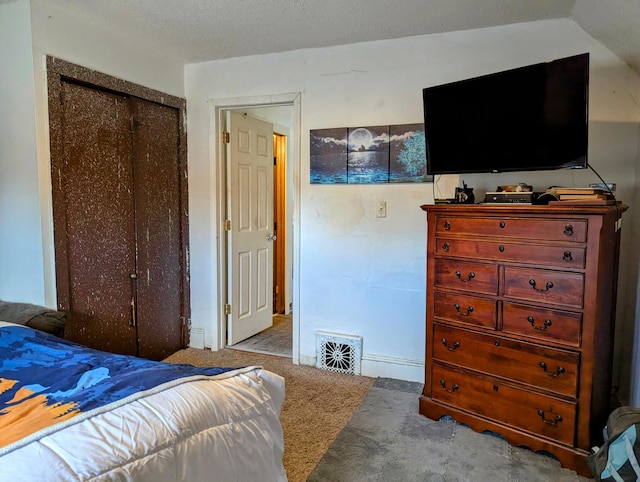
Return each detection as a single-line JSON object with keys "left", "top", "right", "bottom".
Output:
{"left": 423, "top": 53, "right": 589, "bottom": 176}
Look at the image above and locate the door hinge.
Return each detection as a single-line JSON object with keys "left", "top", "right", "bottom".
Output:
{"left": 224, "top": 219, "right": 231, "bottom": 231}
{"left": 180, "top": 316, "right": 190, "bottom": 329}
{"left": 222, "top": 131, "right": 230, "bottom": 143}
{"left": 224, "top": 303, "right": 232, "bottom": 315}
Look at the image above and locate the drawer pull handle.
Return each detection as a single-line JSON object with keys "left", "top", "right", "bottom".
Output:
{"left": 440, "top": 379, "right": 459, "bottom": 393}
{"left": 529, "top": 279, "right": 553, "bottom": 292}
{"left": 455, "top": 271, "right": 476, "bottom": 282}
{"left": 537, "top": 409, "right": 563, "bottom": 426}
{"left": 499, "top": 221, "right": 506, "bottom": 229}
{"left": 441, "top": 338, "right": 460, "bottom": 351}
{"left": 539, "top": 361, "right": 565, "bottom": 377}
{"left": 563, "top": 251, "right": 573, "bottom": 262}
{"left": 499, "top": 245, "right": 505, "bottom": 252}
{"left": 454, "top": 303, "right": 474, "bottom": 316}
{"left": 442, "top": 242, "right": 450, "bottom": 251}
{"left": 493, "top": 384, "right": 499, "bottom": 392}
{"left": 494, "top": 339, "right": 500, "bottom": 346}
{"left": 444, "top": 220, "right": 451, "bottom": 230}
{"left": 527, "top": 316, "right": 552, "bottom": 331}
{"left": 563, "top": 224, "right": 574, "bottom": 236}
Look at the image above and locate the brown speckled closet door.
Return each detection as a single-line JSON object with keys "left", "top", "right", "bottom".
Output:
{"left": 52, "top": 80, "right": 185, "bottom": 359}
{"left": 54, "top": 81, "right": 138, "bottom": 355}
{"left": 131, "top": 98, "right": 184, "bottom": 360}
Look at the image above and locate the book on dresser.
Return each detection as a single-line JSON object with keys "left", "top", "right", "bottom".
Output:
{"left": 559, "top": 193, "right": 609, "bottom": 201}
{"left": 419, "top": 203, "right": 627, "bottom": 477}
{"left": 553, "top": 187, "right": 607, "bottom": 195}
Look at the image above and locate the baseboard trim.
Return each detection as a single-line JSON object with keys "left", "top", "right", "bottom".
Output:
{"left": 299, "top": 353, "right": 424, "bottom": 383}
{"left": 299, "top": 354, "right": 315, "bottom": 367}
{"left": 189, "top": 328, "right": 205, "bottom": 350}
{"left": 361, "top": 354, "right": 424, "bottom": 382}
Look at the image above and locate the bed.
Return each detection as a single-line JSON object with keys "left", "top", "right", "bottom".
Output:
{"left": 0, "top": 321, "right": 286, "bottom": 481}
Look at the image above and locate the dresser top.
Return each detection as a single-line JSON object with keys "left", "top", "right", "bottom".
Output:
{"left": 421, "top": 202, "right": 628, "bottom": 216}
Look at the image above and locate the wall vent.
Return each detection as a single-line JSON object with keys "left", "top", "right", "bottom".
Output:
{"left": 316, "top": 331, "right": 362, "bottom": 375}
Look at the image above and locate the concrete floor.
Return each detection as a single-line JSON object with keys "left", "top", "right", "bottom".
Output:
{"left": 308, "top": 378, "right": 592, "bottom": 482}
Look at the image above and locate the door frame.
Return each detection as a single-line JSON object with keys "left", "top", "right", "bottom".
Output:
{"left": 210, "top": 93, "right": 301, "bottom": 363}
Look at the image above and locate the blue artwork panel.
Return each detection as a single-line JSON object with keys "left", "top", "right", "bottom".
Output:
{"left": 310, "top": 123, "right": 431, "bottom": 184}
{"left": 347, "top": 125, "right": 390, "bottom": 184}
{"left": 389, "top": 123, "right": 429, "bottom": 183}
{"left": 310, "top": 128, "right": 348, "bottom": 184}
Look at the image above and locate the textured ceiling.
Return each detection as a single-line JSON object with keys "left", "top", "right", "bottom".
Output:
{"left": 34, "top": 0, "right": 640, "bottom": 74}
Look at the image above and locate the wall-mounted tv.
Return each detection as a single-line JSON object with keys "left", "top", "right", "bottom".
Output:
{"left": 423, "top": 53, "right": 589, "bottom": 175}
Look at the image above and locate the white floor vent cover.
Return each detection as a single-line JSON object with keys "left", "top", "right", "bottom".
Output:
{"left": 316, "top": 331, "right": 362, "bottom": 375}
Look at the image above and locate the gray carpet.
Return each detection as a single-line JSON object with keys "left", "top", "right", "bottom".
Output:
{"left": 230, "top": 314, "right": 292, "bottom": 358}
{"left": 308, "top": 378, "right": 592, "bottom": 482}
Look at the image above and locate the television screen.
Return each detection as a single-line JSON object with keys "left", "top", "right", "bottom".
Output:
{"left": 423, "top": 53, "right": 589, "bottom": 175}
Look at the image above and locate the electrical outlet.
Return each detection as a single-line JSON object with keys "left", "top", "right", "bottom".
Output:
{"left": 376, "top": 201, "right": 387, "bottom": 218}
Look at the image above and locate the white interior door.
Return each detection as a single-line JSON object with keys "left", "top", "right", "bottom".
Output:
{"left": 227, "top": 111, "right": 274, "bottom": 345}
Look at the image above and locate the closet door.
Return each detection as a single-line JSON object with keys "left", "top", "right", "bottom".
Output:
{"left": 131, "top": 98, "right": 185, "bottom": 360}
{"left": 55, "top": 81, "right": 138, "bottom": 355}
{"left": 51, "top": 78, "right": 186, "bottom": 360}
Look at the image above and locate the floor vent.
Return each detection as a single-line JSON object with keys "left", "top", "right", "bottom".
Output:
{"left": 316, "top": 331, "right": 362, "bottom": 375}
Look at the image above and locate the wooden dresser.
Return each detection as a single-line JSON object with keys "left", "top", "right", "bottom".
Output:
{"left": 419, "top": 203, "right": 627, "bottom": 476}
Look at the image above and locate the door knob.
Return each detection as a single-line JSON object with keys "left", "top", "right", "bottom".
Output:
{"left": 268, "top": 234, "right": 277, "bottom": 242}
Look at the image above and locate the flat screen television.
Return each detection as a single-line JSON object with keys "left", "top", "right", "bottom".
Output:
{"left": 423, "top": 53, "right": 589, "bottom": 175}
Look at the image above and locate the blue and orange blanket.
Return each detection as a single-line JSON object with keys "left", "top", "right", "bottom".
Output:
{"left": 0, "top": 324, "right": 236, "bottom": 455}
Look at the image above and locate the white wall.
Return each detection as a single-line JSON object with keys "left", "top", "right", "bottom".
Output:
{"left": 185, "top": 19, "right": 640, "bottom": 388}
{"left": 0, "top": 0, "right": 45, "bottom": 304}
{"left": 29, "top": 0, "right": 185, "bottom": 98}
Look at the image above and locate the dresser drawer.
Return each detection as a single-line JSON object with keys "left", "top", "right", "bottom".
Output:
{"left": 503, "top": 267, "right": 584, "bottom": 309}
{"left": 435, "top": 237, "right": 586, "bottom": 269}
{"left": 433, "top": 323, "right": 579, "bottom": 397}
{"left": 434, "top": 259, "right": 498, "bottom": 295}
{"left": 433, "top": 291, "right": 497, "bottom": 329}
{"left": 434, "top": 215, "right": 587, "bottom": 242}
{"left": 503, "top": 302, "right": 582, "bottom": 347}
{"left": 432, "top": 363, "right": 576, "bottom": 445}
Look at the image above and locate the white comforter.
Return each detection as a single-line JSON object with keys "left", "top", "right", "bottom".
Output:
{"left": 0, "top": 362, "right": 287, "bottom": 481}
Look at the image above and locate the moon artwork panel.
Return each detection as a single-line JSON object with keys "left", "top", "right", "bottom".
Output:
{"left": 346, "top": 125, "right": 390, "bottom": 184}
{"left": 310, "top": 127, "right": 348, "bottom": 184}
{"left": 310, "top": 123, "right": 431, "bottom": 184}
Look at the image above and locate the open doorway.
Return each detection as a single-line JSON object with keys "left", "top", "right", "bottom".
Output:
{"left": 273, "top": 132, "right": 287, "bottom": 315}
{"left": 227, "top": 123, "right": 292, "bottom": 358}
{"left": 211, "top": 93, "right": 301, "bottom": 363}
